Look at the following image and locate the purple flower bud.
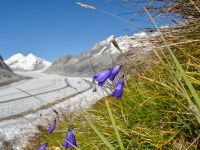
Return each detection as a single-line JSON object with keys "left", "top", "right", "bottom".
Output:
{"left": 93, "top": 69, "right": 111, "bottom": 86}
{"left": 93, "top": 84, "right": 97, "bottom": 92}
{"left": 37, "top": 143, "right": 48, "bottom": 150}
{"left": 53, "top": 109, "right": 59, "bottom": 115}
{"left": 48, "top": 119, "right": 56, "bottom": 134}
{"left": 109, "top": 65, "right": 121, "bottom": 81}
{"left": 63, "top": 125, "right": 77, "bottom": 149}
{"left": 112, "top": 78, "right": 124, "bottom": 99}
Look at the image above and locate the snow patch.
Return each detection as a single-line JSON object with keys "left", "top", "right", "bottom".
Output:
{"left": 133, "top": 32, "right": 147, "bottom": 37}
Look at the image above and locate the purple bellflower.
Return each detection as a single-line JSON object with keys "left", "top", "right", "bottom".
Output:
{"left": 37, "top": 143, "right": 48, "bottom": 150}
{"left": 109, "top": 65, "right": 121, "bottom": 81}
{"left": 48, "top": 119, "right": 56, "bottom": 134}
{"left": 93, "top": 69, "right": 111, "bottom": 86}
{"left": 63, "top": 125, "right": 77, "bottom": 149}
{"left": 112, "top": 77, "right": 125, "bottom": 99}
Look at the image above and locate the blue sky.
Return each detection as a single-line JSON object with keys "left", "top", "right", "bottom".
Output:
{"left": 0, "top": 0, "right": 171, "bottom": 61}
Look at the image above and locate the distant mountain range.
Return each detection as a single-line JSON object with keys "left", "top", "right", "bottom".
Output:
{"left": 5, "top": 53, "right": 51, "bottom": 71}
{"left": 4, "top": 32, "right": 157, "bottom": 77}
{"left": 46, "top": 32, "right": 155, "bottom": 77}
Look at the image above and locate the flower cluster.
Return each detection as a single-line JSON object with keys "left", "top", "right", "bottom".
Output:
{"left": 37, "top": 65, "right": 125, "bottom": 149}
{"left": 93, "top": 65, "right": 125, "bottom": 99}
{"left": 37, "top": 120, "right": 77, "bottom": 150}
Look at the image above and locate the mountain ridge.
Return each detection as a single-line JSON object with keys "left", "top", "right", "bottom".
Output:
{"left": 46, "top": 32, "right": 155, "bottom": 77}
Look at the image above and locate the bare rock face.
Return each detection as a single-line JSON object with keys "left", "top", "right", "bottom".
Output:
{"left": 46, "top": 53, "right": 123, "bottom": 77}
{"left": 45, "top": 33, "right": 154, "bottom": 77}
{"left": 45, "top": 35, "right": 123, "bottom": 77}
{"left": 0, "top": 54, "right": 23, "bottom": 86}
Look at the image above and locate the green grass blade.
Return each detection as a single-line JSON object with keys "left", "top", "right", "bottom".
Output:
{"left": 168, "top": 50, "right": 200, "bottom": 108}
{"left": 86, "top": 118, "right": 115, "bottom": 150}
{"left": 105, "top": 99, "right": 125, "bottom": 150}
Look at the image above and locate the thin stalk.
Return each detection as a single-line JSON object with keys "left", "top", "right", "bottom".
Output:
{"left": 85, "top": 117, "right": 115, "bottom": 150}
{"left": 102, "top": 87, "right": 125, "bottom": 150}
{"left": 105, "top": 99, "right": 125, "bottom": 150}
{"left": 189, "top": 0, "right": 200, "bottom": 13}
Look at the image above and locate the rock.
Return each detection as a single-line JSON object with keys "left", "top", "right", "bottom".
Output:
{"left": 0, "top": 55, "right": 24, "bottom": 86}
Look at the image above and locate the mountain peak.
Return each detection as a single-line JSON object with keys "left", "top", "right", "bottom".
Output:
{"left": 27, "top": 53, "right": 35, "bottom": 57}
{"left": 26, "top": 53, "right": 37, "bottom": 60}
{"left": 5, "top": 53, "right": 51, "bottom": 71}
{"left": 10, "top": 53, "right": 25, "bottom": 59}
{"left": 106, "top": 35, "right": 115, "bottom": 42}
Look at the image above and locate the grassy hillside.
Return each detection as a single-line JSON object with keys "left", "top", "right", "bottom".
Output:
{"left": 29, "top": 1, "right": 200, "bottom": 149}
{"left": 30, "top": 30, "right": 200, "bottom": 150}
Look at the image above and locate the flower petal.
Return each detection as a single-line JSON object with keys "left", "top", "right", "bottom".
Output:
{"left": 48, "top": 119, "right": 56, "bottom": 134}
{"left": 112, "top": 78, "right": 124, "bottom": 99}
{"left": 93, "top": 69, "right": 111, "bottom": 86}
{"left": 109, "top": 65, "right": 121, "bottom": 81}
{"left": 37, "top": 143, "right": 48, "bottom": 150}
{"left": 63, "top": 126, "right": 77, "bottom": 149}
{"left": 64, "top": 131, "right": 77, "bottom": 149}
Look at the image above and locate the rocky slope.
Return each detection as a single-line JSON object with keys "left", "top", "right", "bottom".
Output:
{"left": 5, "top": 53, "right": 51, "bottom": 71}
{"left": 46, "top": 32, "right": 156, "bottom": 77}
{"left": 0, "top": 55, "right": 23, "bottom": 86}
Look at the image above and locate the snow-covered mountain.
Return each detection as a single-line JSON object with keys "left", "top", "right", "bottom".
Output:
{"left": 46, "top": 32, "right": 156, "bottom": 77}
{"left": 5, "top": 53, "right": 51, "bottom": 71}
